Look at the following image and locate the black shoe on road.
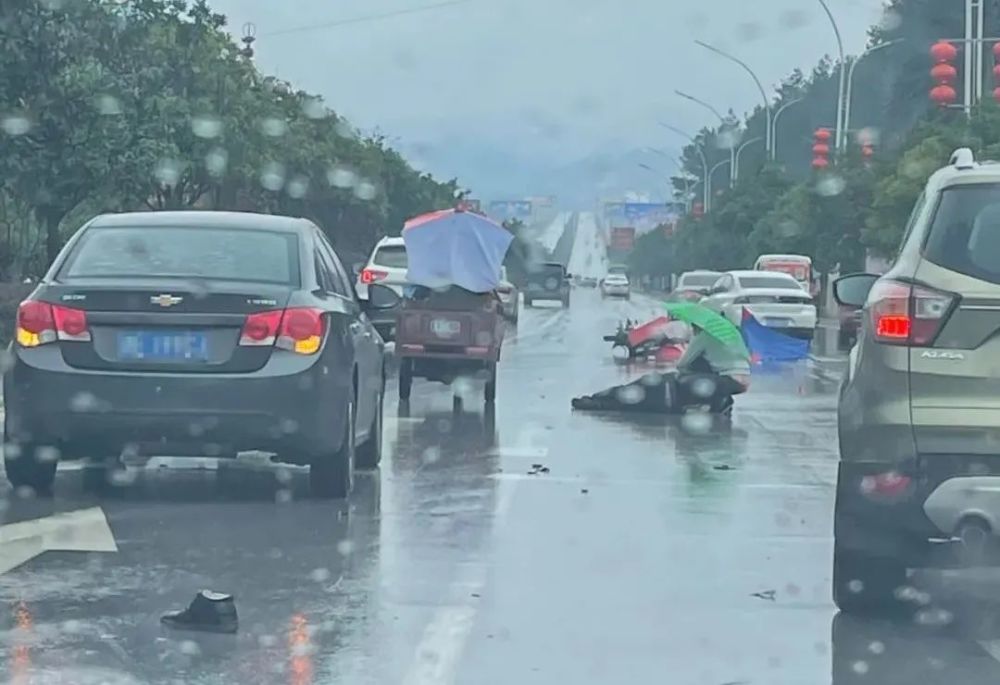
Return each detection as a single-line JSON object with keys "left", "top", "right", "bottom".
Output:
{"left": 161, "top": 590, "right": 238, "bottom": 634}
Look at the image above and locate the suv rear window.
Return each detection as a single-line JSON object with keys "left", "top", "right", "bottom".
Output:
{"left": 738, "top": 276, "right": 801, "bottom": 290}
{"left": 61, "top": 227, "right": 299, "bottom": 285}
{"left": 680, "top": 274, "right": 718, "bottom": 287}
{"left": 925, "top": 185, "right": 1000, "bottom": 285}
{"left": 372, "top": 245, "right": 407, "bottom": 268}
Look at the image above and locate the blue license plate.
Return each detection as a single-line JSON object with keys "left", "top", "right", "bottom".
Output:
{"left": 117, "top": 331, "right": 208, "bottom": 362}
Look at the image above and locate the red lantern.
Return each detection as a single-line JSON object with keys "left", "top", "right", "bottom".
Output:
{"left": 930, "top": 84, "right": 957, "bottom": 106}
{"left": 930, "top": 40, "right": 958, "bottom": 63}
{"left": 994, "top": 87, "right": 1000, "bottom": 104}
{"left": 993, "top": 42, "right": 1000, "bottom": 59}
{"left": 691, "top": 202, "right": 704, "bottom": 219}
{"left": 930, "top": 41, "right": 959, "bottom": 107}
{"left": 932, "top": 63, "right": 958, "bottom": 83}
{"left": 812, "top": 128, "right": 831, "bottom": 169}
{"left": 861, "top": 143, "right": 874, "bottom": 159}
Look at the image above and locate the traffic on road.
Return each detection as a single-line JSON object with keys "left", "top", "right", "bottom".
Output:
{"left": 6, "top": 1, "right": 1000, "bottom": 683}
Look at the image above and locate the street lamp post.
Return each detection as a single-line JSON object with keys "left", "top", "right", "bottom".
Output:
{"left": 676, "top": 89, "right": 737, "bottom": 184}
{"left": 844, "top": 40, "right": 903, "bottom": 146}
{"left": 695, "top": 40, "right": 772, "bottom": 158}
{"left": 659, "top": 122, "right": 711, "bottom": 211}
{"left": 770, "top": 97, "right": 803, "bottom": 162}
{"left": 638, "top": 162, "right": 692, "bottom": 211}
{"left": 735, "top": 137, "right": 763, "bottom": 177}
{"left": 817, "top": 0, "right": 847, "bottom": 152}
{"left": 708, "top": 159, "right": 731, "bottom": 200}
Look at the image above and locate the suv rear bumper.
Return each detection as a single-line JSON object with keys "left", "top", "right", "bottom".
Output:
{"left": 835, "top": 460, "right": 1000, "bottom": 566}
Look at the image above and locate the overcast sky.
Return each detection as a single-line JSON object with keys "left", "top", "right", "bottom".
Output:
{"left": 210, "top": 0, "right": 888, "bottom": 199}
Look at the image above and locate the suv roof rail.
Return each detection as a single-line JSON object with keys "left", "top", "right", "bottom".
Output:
{"left": 950, "top": 147, "right": 976, "bottom": 169}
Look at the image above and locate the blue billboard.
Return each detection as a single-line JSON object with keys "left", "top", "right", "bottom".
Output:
{"left": 603, "top": 202, "right": 684, "bottom": 233}
{"left": 488, "top": 200, "right": 532, "bottom": 221}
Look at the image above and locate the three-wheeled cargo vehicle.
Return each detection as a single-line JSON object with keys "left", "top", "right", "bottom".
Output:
{"left": 393, "top": 207, "right": 513, "bottom": 403}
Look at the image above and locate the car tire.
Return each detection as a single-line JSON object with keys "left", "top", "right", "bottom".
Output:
{"left": 399, "top": 358, "right": 413, "bottom": 400}
{"left": 484, "top": 362, "right": 497, "bottom": 403}
{"left": 309, "top": 398, "right": 354, "bottom": 499}
{"left": 355, "top": 382, "right": 384, "bottom": 469}
{"left": 524, "top": 298, "right": 533, "bottom": 308}
{"left": 4, "top": 442, "right": 58, "bottom": 494}
{"left": 838, "top": 328, "right": 854, "bottom": 350}
{"left": 832, "top": 544, "right": 907, "bottom": 615}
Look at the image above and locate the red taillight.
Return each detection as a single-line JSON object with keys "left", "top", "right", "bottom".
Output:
{"left": 16, "top": 301, "right": 90, "bottom": 347}
{"left": 868, "top": 279, "right": 954, "bottom": 346}
{"left": 240, "top": 310, "right": 283, "bottom": 346}
{"left": 360, "top": 268, "right": 388, "bottom": 285}
{"left": 239, "top": 307, "right": 325, "bottom": 354}
{"left": 860, "top": 471, "right": 912, "bottom": 499}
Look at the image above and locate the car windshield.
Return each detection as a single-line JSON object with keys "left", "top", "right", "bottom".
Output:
{"left": 60, "top": 227, "right": 299, "bottom": 285}
{"left": 372, "top": 244, "right": 408, "bottom": 269}
{"left": 738, "top": 275, "right": 801, "bottom": 290}
{"left": 7, "top": 1, "right": 990, "bottom": 682}
{"left": 680, "top": 274, "right": 719, "bottom": 287}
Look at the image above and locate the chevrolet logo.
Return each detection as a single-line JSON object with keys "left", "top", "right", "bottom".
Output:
{"left": 150, "top": 294, "right": 183, "bottom": 308}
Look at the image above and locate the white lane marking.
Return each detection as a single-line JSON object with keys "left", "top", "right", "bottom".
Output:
{"left": 488, "top": 446, "right": 549, "bottom": 459}
{"left": 506, "top": 308, "right": 564, "bottom": 344}
{"left": 0, "top": 507, "right": 116, "bottom": 575}
{"left": 489, "top": 473, "right": 828, "bottom": 489}
{"left": 402, "top": 475, "right": 518, "bottom": 685}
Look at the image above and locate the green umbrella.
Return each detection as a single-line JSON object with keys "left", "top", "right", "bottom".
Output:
{"left": 662, "top": 301, "right": 749, "bottom": 355}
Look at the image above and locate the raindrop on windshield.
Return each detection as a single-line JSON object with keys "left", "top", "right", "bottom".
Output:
{"left": 275, "top": 488, "right": 293, "bottom": 504}
{"left": 301, "top": 97, "right": 326, "bottom": 119}
{"left": 204, "top": 148, "right": 228, "bottom": 177}
{"left": 851, "top": 661, "right": 869, "bottom": 675}
{"left": 336, "top": 540, "right": 354, "bottom": 556}
{"left": 736, "top": 22, "right": 763, "bottom": 41}
{"left": 95, "top": 94, "right": 122, "bottom": 115}
{"left": 260, "top": 162, "right": 286, "bottom": 192}
{"left": 191, "top": 115, "right": 223, "bottom": 139}
{"left": 680, "top": 412, "right": 712, "bottom": 435}
{"left": 179, "top": 640, "right": 201, "bottom": 656}
{"left": 869, "top": 641, "right": 885, "bottom": 655}
{"left": 354, "top": 180, "right": 377, "bottom": 201}
{"left": 690, "top": 377, "right": 717, "bottom": 399}
{"left": 815, "top": 174, "right": 846, "bottom": 197}
{"left": 259, "top": 117, "right": 288, "bottom": 137}
{"left": 154, "top": 159, "right": 183, "bottom": 187}
{"left": 334, "top": 120, "right": 355, "bottom": 138}
{"left": 309, "top": 568, "right": 331, "bottom": 583}
{"left": 777, "top": 220, "right": 801, "bottom": 237}
{"left": 327, "top": 165, "right": 357, "bottom": 189}
{"left": 422, "top": 446, "right": 441, "bottom": 464}
{"left": 1, "top": 113, "right": 32, "bottom": 136}
{"left": 616, "top": 385, "right": 645, "bottom": 405}
{"left": 70, "top": 392, "right": 101, "bottom": 412}
{"left": 779, "top": 9, "right": 809, "bottom": 29}
{"left": 880, "top": 9, "right": 902, "bottom": 31}
{"left": 287, "top": 175, "right": 309, "bottom": 199}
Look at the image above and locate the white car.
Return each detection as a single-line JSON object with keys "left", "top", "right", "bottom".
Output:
{"left": 497, "top": 266, "right": 520, "bottom": 322}
{"left": 701, "top": 270, "right": 817, "bottom": 339}
{"left": 356, "top": 236, "right": 408, "bottom": 340}
{"left": 675, "top": 270, "right": 722, "bottom": 296}
{"left": 601, "top": 273, "right": 631, "bottom": 299}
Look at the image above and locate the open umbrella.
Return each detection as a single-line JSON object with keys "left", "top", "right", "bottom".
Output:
{"left": 661, "top": 301, "right": 749, "bottom": 356}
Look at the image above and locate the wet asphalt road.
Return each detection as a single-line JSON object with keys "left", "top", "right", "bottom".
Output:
{"left": 3, "top": 290, "right": 1000, "bottom": 684}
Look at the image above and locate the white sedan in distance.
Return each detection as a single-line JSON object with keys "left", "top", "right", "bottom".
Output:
{"left": 701, "top": 270, "right": 817, "bottom": 339}
{"left": 600, "top": 273, "right": 631, "bottom": 300}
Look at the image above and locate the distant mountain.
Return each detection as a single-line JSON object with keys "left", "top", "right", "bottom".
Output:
{"left": 405, "top": 142, "right": 676, "bottom": 208}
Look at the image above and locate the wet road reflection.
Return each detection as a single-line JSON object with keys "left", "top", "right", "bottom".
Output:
{"left": 3, "top": 287, "right": 1000, "bottom": 683}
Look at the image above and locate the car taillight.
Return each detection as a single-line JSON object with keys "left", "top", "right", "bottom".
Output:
{"left": 239, "top": 307, "right": 325, "bottom": 354}
{"left": 16, "top": 301, "right": 90, "bottom": 347}
{"left": 360, "top": 268, "right": 388, "bottom": 285}
{"left": 868, "top": 279, "right": 955, "bottom": 346}
{"left": 860, "top": 471, "right": 912, "bottom": 499}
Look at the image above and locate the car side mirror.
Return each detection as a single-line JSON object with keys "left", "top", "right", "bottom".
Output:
{"left": 351, "top": 262, "right": 364, "bottom": 279}
{"left": 834, "top": 273, "right": 879, "bottom": 307}
{"left": 366, "top": 283, "right": 401, "bottom": 310}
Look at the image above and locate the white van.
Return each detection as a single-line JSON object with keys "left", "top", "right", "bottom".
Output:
{"left": 753, "top": 254, "right": 816, "bottom": 295}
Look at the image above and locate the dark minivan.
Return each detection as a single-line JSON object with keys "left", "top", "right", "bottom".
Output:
{"left": 524, "top": 262, "right": 571, "bottom": 308}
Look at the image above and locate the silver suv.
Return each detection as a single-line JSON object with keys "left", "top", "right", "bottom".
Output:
{"left": 833, "top": 148, "right": 1000, "bottom": 613}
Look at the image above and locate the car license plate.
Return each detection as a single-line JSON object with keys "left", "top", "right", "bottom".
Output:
{"left": 430, "top": 318, "right": 461, "bottom": 338}
{"left": 117, "top": 331, "right": 209, "bottom": 361}
{"left": 764, "top": 318, "right": 792, "bottom": 328}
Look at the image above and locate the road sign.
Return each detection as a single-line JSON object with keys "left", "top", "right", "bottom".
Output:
{"left": 488, "top": 200, "right": 532, "bottom": 221}
{"left": 603, "top": 202, "right": 684, "bottom": 234}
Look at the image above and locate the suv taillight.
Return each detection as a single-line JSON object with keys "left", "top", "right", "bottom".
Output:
{"left": 360, "top": 268, "right": 388, "bottom": 285}
{"left": 16, "top": 301, "right": 91, "bottom": 347}
{"left": 239, "top": 307, "right": 325, "bottom": 355}
{"left": 868, "top": 279, "right": 955, "bottom": 346}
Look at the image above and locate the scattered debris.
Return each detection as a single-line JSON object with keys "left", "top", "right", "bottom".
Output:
{"left": 471, "top": 593, "right": 481, "bottom": 598}
{"left": 528, "top": 464, "right": 550, "bottom": 475}
{"left": 580, "top": 488, "right": 589, "bottom": 494}
{"left": 713, "top": 464, "right": 734, "bottom": 471}
{"left": 751, "top": 590, "right": 776, "bottom": 602}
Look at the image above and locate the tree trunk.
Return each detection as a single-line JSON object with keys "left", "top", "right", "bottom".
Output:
{"left": 41, "top": 207, "right": 66, "bottom": 267}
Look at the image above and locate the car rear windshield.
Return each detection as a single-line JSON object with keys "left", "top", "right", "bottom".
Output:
{"left": 372, "top": 245, "right": 407, "bottom": 268}
{"left": 738, "top": 276, "right": 801, "bottom": 290}
{"left": 680, "top": 274, "right": 718, "bottom": 287}
{"left": 925, "top": 185, "right": 1000, "bottom": 285}
{"left": 60, "top": 226, "right": 300, "bottom": 285}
